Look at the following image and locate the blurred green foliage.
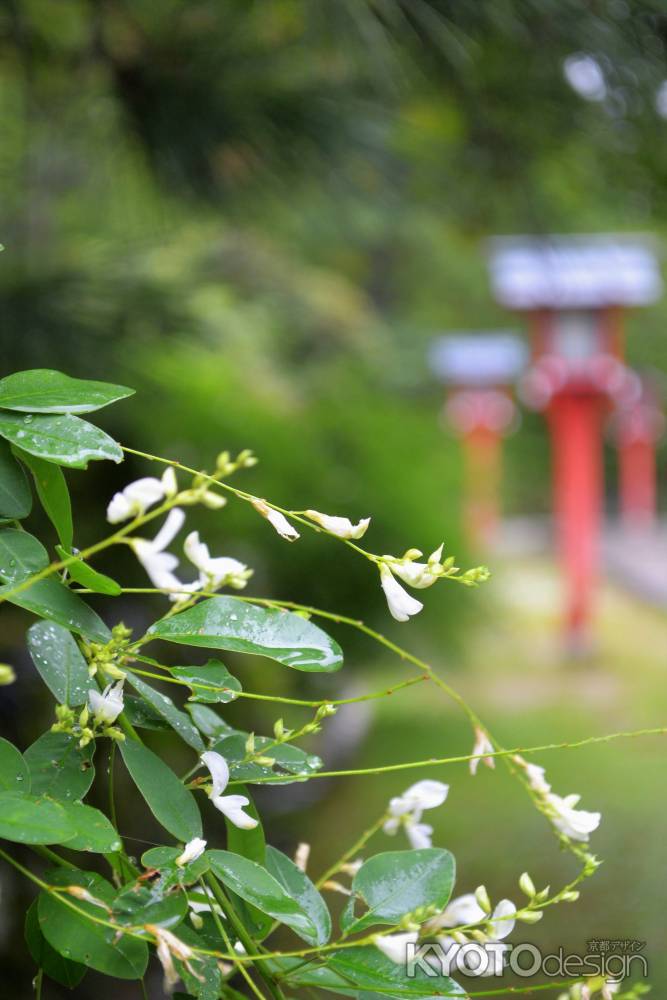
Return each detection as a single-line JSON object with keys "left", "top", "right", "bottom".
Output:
{"left": 0, "top": 0, "right": 666, "bottom": 657}
{"left": 1, "top": 2, "right": 667, "bottom": 994}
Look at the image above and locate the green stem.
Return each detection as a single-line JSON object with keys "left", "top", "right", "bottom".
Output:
{"left": 121, "top": 446, "right": 378, "bottom": 565}
{"left": 226, "top": 725, "right": 667, "bottom": 785}
{"left": 316, "top": 814, "right": 387, "bottom": 888}
{"left": 198, "top": 878, "right": 268, "bottom": 1000}
{"left": 30, "top": 844, "right": 76, "bottom": 869}
{"left": 204, "top": 873, "right": 286, "bottom": 1000}
{"left": 0, "top": 497, "right": 179, "bottom": 607}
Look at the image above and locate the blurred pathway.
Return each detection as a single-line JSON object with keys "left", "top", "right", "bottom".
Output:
{"left": 498, "top": 516, "right": 667, "bottom": 608}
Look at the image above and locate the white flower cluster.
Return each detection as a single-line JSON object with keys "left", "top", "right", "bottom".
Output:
{"left": 435, "top": 890, "right": 517, "bottom": 976}
{"left": 106, "top": 469, "right": 487, "bottom": 620}
{"left": 106, "top": 473, "right": 251, "bottom": 601}
{"left": 378, "top": 546, "right": 489, "bottom": 622}
{"left": 201, "top": 751, "right": 258, "bottom": 830}
{"left": 382, "top": 779, "right": 450, "bottom": 850}
{"left": 88, "top": 680, "right": 125, "bottom": 726}
{"left": 558, "top": 982, "right": 620, "bottom": 1000}
{"left": 515, "top": 756, "right": 601, "bottom": 842}
{"left": 374, "top": 889, "right": 518, "bottom": 975}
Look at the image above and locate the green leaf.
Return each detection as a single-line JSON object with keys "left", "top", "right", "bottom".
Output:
{"left": 345, "top": 849, "right": 456, "bottom": 934}
{"left": 27, "top": 620, "right": 91, "bottom": 706}
{"left": 0, "top": 412, "right": 122, "bottom": 468}
{"left": 113, "top": 881, "right": 188, "bottom": 928}
{"left": 55, "top": 544, "right": 122, "bottom": 595}
{"left": 275, "top": 946, "right": 466, "bottom": 997}
{"left": 141, "top": 846, "right": 210, "bottom": 890}
{"left": 0, "top": 791, "right": 75, "bottom": 844}
{"left": 186, "top": 704, "right": 237, "bottom": 742}
{"left": 0, "top": 737, "right": 30, "bottom": 791}
{"left": 0, "top": 527, "right": 48, "bottom": 583}
{"left": 24, "top": 732, "right": 95, "bottom": 801}
{"left": 223, "top": 787, "right": 271, "bottom": 939}
{"left": 120, "top": 738, "right": 202, "bottom": 842}
{"left": 173, "top": 924, "right": 222, "bottom": 1000}
{"left": 124, "top": 694, "right": 173, "bottom": 732}
{"left": 225, "top": 786, "right": 265, "bottom": 864}
{"left": 15, "top": 448, "right": 73, "bottom": 549}
{"left": 25, "top": 899, "right": 86, "bottom": 988}
{"left": 170, "top": 660, "right": 242, "bottom": 704}
{"left": 211, "top": 732, "right": 322, "bottom": 784}
{"left": 0, "top": 369, "right": 134, "bottom": 414}
{"left": 148, "top": 596, "right": 343, "bottom": 673}
{"left": 0, "top": 438, "right": 31, "bottom": 518}
{"left": 57, "top": 802, "right": 123, "bottom": 853}
{"left": 0, "top": 576, "right": 111, "bottom": 643}
{"left": 207, "top": 850, "right": 321, "bottom": 945}
{"left": 38, "top": 869, "right": 148, "bottom": 980}
{"left": 265, "top": 846, "right": 331, "bottom": 946}
{"left": 125, "top": 672, "right": 204, "bottom": 751}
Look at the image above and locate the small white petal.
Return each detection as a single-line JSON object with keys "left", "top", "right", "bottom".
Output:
{"left": 374, "top": 932, "right": 418, "bottom": 965}
{"left": 251, "top": 499, "right": 300, "bottom": 541}
{"left": 546, "top": 793, "right": 601, "bottom": 842}
{"left": 405, "top": 821, "right": 433, "bottom": 850}
{"left": 400, "top": 779, "right": 449, "bottom": 811}
{"left": 489, "top": 899, "right": 516, "bottom": 941}
{"left": 440, "top": 893, "right": 486, "bottom": 928}
{"left": 469, "top": 727, "right": 495, "bottom": 776}
{"left": 161, "top": 467, "right": 178, "bottom": 498}
{"left": 176, "top": 837, "right": 207, "bottom": 867}
{"left": 106, "top": 477, "right": 166, "bottom": 523}
{"left": 106, "top": 492, "right": 135, "bottom": 524}
{"left": 184, "top": 531, "right": 250, "bottom": 590}
{"left": 184, "top": 531, "right": 210, "bottom": 572}
{"left": 150, "top": 508, "right": 185, "bottom": 551}
{"left": 294, "top": 842, "right": 310, "bottom": 872}
{"left": 201, "top": 751, "right": 230, "bottom": 798}
{"left": 379, "top": 565, "right": 423, "bottom": 622}
{"left": 211, "top": 794, "right": 258, "bottom": 829}
{"left": 305, "top": 510, "right": 371, "bottom": 539}
{"left": 389, "top": 559, "right": 440, "bottom": 590}
{"left": 88, "top": 681, "right": 124, "bottom": 725}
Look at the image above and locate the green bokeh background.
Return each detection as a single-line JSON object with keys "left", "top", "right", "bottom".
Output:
{"left": 0, "top": 2, "right": 666, "bottom": 995}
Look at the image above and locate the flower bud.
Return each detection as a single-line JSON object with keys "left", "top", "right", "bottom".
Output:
{"left": 216, "top": 451, "right": 231, "bottom": 472}
{"left": 104, "top": 664, "right": 127, "bottom": 681}
{"left": 474, "top": 885, "right": 492, "bottom": 914}
{"left": 560, "top": 890, "right": 580, "bottom": 902}
{"left": 112, "top": 623, "right": 132, "bottom": 640}
{"left": 315, "top": 703, "right": 337, "bottom": 721}
{"left": 0, "top": 664, "right": 16, "bottom": 685}
{"left": 517, "top": 909, "right": 543, "bottom": 924}
{"left": 519, "top": 872, "right": 536, "bottom": 898}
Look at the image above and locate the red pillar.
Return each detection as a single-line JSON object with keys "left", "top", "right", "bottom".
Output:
{"left": 462, "top": 426, "right": 502, "bottom": 547}
{"left": 619, "top": 437, "right": 656, "bottom": 529}
{"left": 547, "top": 391, "right": 605, "bottom": 648}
